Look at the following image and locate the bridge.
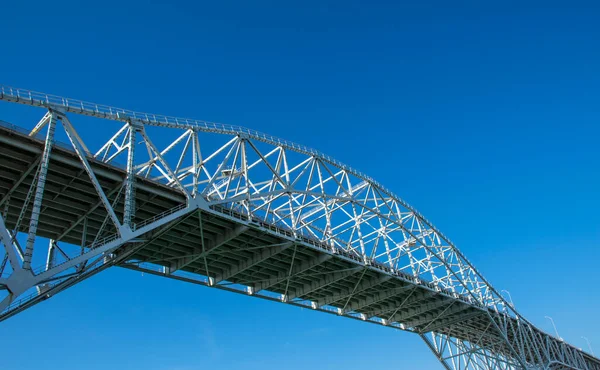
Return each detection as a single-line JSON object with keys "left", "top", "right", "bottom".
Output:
{"left": 0, "top": 86, "right": 596, "bottom": 370}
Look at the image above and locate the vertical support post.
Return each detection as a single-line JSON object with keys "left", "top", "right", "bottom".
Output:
{"left": 23, "top": 111, "right": 57, "bottom": 271}
{"left": 81, "top": 217, "right": 88, "bottom": 250}
{"left": 192, "top": 129, "right": 200, "bottom": 197}
{"left": 45, "top": 239, "right": 55, "bottom": 270}
{"left": 240, "top": 138, "right": 249, "bottom": 216}
{"left": 77, "top": 216, "right": 88, "bottom": 272}
{"left": 123, "top": 123, "right": 137, "bottom": 228}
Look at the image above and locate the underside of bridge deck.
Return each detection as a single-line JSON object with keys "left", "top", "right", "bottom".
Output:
{"left": 3, "top": 124, "right": 596, "bottom": 370}
{"left": 0, "top": 87, "right": 598, "bottom": 370}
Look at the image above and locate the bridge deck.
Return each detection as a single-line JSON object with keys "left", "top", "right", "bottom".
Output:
{"left": 1, "top": 123, "right": 598, "bottom": 369}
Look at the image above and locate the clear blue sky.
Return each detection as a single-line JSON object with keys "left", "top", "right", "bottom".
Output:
{"left": 1, "top": 1, "right": 599, "bottom": 369}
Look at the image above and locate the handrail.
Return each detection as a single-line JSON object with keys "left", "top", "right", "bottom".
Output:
{"left": 134, "top": 203, "right": 187, "bottom": 231}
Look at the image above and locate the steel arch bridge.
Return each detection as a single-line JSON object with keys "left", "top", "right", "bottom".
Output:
{"left": 0, "top": 86, "right": 596, "bottom": 370}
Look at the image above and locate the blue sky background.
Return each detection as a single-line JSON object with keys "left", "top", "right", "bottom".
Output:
{"left": 1, "top": 1, "right": 599, "bottom": 369}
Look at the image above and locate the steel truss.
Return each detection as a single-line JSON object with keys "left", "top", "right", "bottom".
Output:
{"left": 0, "top": 86, "right": 597, "bottom": 370}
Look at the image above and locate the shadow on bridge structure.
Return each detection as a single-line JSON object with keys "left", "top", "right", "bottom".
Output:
{"left": 0, "top": 86, "right": 597, "bottom": 370}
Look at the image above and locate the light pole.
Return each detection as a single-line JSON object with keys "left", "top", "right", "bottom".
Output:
{"left": 582, "top": 336, "right": 594, "bottom": 355}
{"left": 545, "top": 316, "right": 563, "bottom": 341}
{"left": 501, "top": 290, "right": 514, "bottom": 308}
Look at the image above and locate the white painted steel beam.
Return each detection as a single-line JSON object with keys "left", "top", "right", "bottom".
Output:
{"left": 0, "top": 86, "right": 597, "bottom": 370}
{"left": 22, "top": 112, "right": 56, "bottom": 270}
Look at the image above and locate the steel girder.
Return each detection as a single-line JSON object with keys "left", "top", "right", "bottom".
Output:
{"left": 0, "top": 86, "right": 598, "bottom": 370}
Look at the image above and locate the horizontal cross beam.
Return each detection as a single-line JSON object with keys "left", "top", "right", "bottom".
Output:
{"left": 316, "top": 274, "right": 392, "bottom": 307}
{"left": 172, "top": 223, "right": 249, "bottom": 272}
{"left": 419, "top": 309, "right": 484, "bottom": 333}
{"left": 362, "top": 288, "right": 434, "bottom": 318}
{"left": 288, "top": 266, "right": 362, "bottom": 300}
{"left": 391, "top": 298, "right": 454, "bottom": 324}
{"left": 253, "top": 253, "right": 332, "bottom": 293}
{"left": 406, "top": 302, "right": 472, "bottom": 330}
{"left": 214, "top": 242, "right": 293, "bottom": 283}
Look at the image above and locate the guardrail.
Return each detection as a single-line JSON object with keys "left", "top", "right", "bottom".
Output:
{"left": 134, "top": 203, "right": 187, "bottom": 231}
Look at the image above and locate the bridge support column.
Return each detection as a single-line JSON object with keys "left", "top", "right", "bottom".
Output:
{"left": 124, "top": 121, "right": 141, "bottom": 229}
{"left": 22, "top": 112, "right": 57, "bottom": 270}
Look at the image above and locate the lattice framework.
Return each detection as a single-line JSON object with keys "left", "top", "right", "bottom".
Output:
{"left": 0, "top": 86, "right": 597, "bottom": 370}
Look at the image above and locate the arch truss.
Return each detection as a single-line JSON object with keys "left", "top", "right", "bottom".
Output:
{"left": 0, "top": 86, "right": 597, "bottom": 370}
